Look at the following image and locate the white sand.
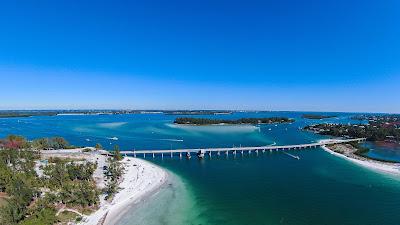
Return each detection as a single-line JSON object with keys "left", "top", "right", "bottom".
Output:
{"left": 321, "top": 145, "right": 400, "bottom": 176}
{"left": 80, "top": 157, "right": 168, "bottom": 225}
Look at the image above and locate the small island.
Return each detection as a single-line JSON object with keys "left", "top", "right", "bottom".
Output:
{"left": 302, "top": 114, "right": 337, "bottom": 119}
{"left": 174, "top": 117, "right": 294, "bottom": 125}
{"left": 0, "top": 111, "right": 58, "bottom": 118}
{"left": 164, "top": 110, "right": 233, "bottom": 115}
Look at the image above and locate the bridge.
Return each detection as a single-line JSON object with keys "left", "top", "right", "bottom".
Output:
{"left": 121, "top": 138, "right": 366, "bottom": 159}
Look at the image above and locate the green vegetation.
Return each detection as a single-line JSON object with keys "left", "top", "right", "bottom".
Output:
{"left": 304, "top": 123, "right": 400, "bottom": 142}
{"left": 0, "top": 135, "right": 101, "bottom": 225}
{"left": 104, "top": 156, "right": 123, "bottom": 200}
{"left": 112, "top": 145, "right": 123, "bottom": 161}
{"left": 164, "top": 110, "right": 233, "bottom": 115}
{"left": 82, "top": 147, "right": 93, "bottom": 152}
{"left": 56, "top": 211, "right": 81, "bottom": 224}
{"left": 95, "top": 143, "right": 103, "bottom": 150}
{"left": 0, "top": 196, "right": 8, "bottom": 207}
{"left": 302, "top": 114, "right": 337, "bottom": 119}
{"left": 349, "top": 142, "right": 370, "bottom": 155}
{"left": 19, "top": 207, "right": 58, "bottom": 225}
{"left": 32, "top": 137, "right": 72, "bottom": 150}
{"left": 101, "top": 145, "right": 124, "bottom": 201}
{"left": 305, "top": 115, "right": 400, "bottom": 162}
{"left": 0, "top": 136, "right": 40, "bottom": 224}
{"left": 0, "top": 111, "right": 57, "bottom": 118}
{"left": 174, "top": 117, "right": 294, "bottom": 125}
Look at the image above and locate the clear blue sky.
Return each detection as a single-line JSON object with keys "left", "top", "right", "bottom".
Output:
{"left": 0, "top": 0, "right": 399, "bottom": 113}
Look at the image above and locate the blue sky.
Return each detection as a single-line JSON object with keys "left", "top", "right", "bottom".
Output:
{"left": 0, "top": 0, "right": 399, "bottom": 112}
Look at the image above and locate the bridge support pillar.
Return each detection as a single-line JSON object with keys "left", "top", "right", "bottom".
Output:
{"left": 152, "top": 153, "right": 155, "bottom": 158}
{"left": 179, "top": 152, "right": 182, "bottom": 159}
{"left": 144, "top": 153, "right": 146, "bottom": 158}
{"left": 241, "top": 150, "right": 244, "bottom": 156}
{"left": 209, "top": 151, "right": 211, "bottom": 158}
{"left": 162, "top": 153, "right": 164, "bottom": 159}
{"left": 262, "top": 149, "right": 265, "bottom": 153}
{"left": 225, "top": 151, "right": 229, "bottom": 156}
{"left": 171, "top": 152, "right": 173, "bottom": 158}
{"left": 133, "top": 152, "right": 136, "bottom": 158}
{"left": 217, "top": 151, "right": 220, "bottom": 156}
{"left": 248, "top": 150, "right": 251, "bottom": 155}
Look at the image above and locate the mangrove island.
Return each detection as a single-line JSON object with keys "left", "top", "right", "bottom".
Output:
{"left": 174, "top": 117, "right": 294, "bottom": 125}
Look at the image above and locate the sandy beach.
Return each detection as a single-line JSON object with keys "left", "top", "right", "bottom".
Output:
{"left": 321, "top": 144, "right": 400, "bottom": 176}
{"left": 80, "top": 157, "right": 168, "bottom": 225}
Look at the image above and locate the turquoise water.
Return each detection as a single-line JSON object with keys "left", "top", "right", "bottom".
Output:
{"left": 1, "top": 112, "right": 400, "bottom": 225}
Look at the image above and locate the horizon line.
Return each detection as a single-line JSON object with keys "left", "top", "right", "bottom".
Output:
{"left": 0, "top": 109, "right": 398, "bottom": 114}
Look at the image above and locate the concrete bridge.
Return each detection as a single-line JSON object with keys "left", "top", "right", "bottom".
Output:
{"left": 122, "top": 138, "right": 366, "bottom": 159}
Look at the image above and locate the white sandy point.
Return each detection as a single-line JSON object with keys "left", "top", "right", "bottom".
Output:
{"left": 80, "top": 157, "right": 167, "bottom": 225}
{"left": 321, "top": 144, "right": 400, "bottom": 176}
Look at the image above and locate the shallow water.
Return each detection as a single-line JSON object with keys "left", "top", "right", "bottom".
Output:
{"left": 116, "top": 172, "right": 207, "bottom": 225}
{"left": 1, "top": 112, "right": 399, "bottom": 225}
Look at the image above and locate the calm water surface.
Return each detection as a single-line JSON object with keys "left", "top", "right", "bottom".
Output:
{"left": 1, "top": 112, "right": 399, "bottom": 225}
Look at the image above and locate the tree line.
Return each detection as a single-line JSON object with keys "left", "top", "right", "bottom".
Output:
{"left": 0, "top": 135, "right": 124, "bottom": 225}
{"left": 304, "top": 123, "right": 400, "bottom": 142}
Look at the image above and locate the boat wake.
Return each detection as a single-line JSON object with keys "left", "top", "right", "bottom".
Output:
{"left": 158, "top": 139, "right": 184, "bottom": 142}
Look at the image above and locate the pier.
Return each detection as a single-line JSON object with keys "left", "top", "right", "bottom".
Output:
{"left": 122, "top": 138, "right": 366, "bottom": 159}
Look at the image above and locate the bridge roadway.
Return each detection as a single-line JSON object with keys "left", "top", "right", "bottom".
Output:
{"left": 123, "top": 138, "right": 366, "bottom": 158}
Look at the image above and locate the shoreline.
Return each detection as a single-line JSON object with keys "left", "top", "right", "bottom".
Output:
{"left": 80, "top": 157, "right": 168, "bottom": 225}
{"left": 321, "top": 144, "right": 400, "bottom": 176}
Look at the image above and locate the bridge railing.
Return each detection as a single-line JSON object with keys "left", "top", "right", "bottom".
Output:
{"left": 125, "top": 138, "right": 366, "bottom": 154}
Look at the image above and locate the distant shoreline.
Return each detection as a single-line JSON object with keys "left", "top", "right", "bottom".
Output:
{"left": 301, "top": 114, "right": 337, "bottom": 119}
{"left": 174, "top": 117, "right": 295, "bottom": 126}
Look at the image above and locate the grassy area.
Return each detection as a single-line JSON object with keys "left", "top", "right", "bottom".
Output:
{"left": 57, "top": 211, "right": 81, "bottom": 224}
{"left": 80, "top": 207, "right": 97, "bottom": 215}
{"left": 0, "top": 192, "right": 9, "bottom": 207}
{"left": 0, "top": 197, "right": 8, "bottom": 207}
